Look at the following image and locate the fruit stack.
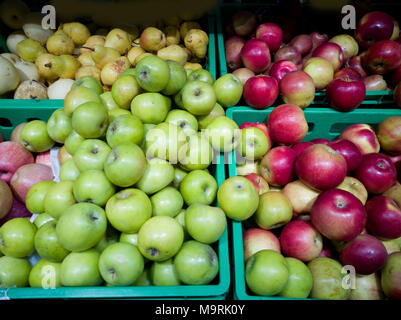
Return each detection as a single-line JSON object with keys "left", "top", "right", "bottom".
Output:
{"left": 220, "top": 8, "right": 401, "bottom": 110}
{"left": 222, "top": 106, "right": 401, "bottom": 300}
{"left": 0, "top": 0, "right": 211, "bottom": 100}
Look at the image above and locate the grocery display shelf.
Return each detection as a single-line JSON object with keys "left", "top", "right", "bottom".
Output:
{"left": 216, "top": 3, "right": 397, "bottom": 107}
{"left": 226, "top": 106, "right": 401, "bottom": 300}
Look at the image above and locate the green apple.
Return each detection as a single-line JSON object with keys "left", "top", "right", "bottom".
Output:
{"left": 185, "top": 203, "right": 226, "bottom": 244}
{"left": 197, "top": 102, "right": 225, "bottom": 130}
{"left": 349, "top": 273, "right": 383, "bottom": 300}
{"left": 137, "top": 216, "right": 184, "bottom": 261}
{"left": 173, "top": 88, "right": 184, "bottom": 109}
{"left": 181, "top": 80, "right": 216, "bottom": 116}
{"left": 165, "top": 109, "right": 198, "bottom": 136}
{"left": 307, "top": 257, "right": 351, "bottom": 300}
{"left": 34, "top": 221, "right": 70, "bottom": 262}
{"left": 25, "top": 180, "right": 56, "bottom": 214}
{"left": 0, "top": 256, "right": 31, "bottom": 288}
{"left": 136, "top": 158, "right": 175, "bottom": 195}
{"left": 254, "top": 191, "right": 293, "bottom": 230}
{"left": 100, "top": 91, "right": 119, "bottom": 112}
{"left": 56, "top": 202, "right": 107, "bottom": 252}
{"left": 240, "top": 127, "right": 270, "bottom": 160}
{"left": 99, "top": 242, "right": 144, "bottom": 286}
{"left": 95, "top": 224, "right": 120, "bottom": 253}
{"left": 185, "top": 68, "right": 193, "bottom": 77}
{"left": 0, "top": 218, "right": 37, "bottom": 258}
{"left": 73, "top": 139, "right": 111, "bottom": 172}
{"left": 120, "top": 68, "right": 137, "bottom": 78}
{"left": 134, "top": 267, "right": 152, "bottom": 286}
{"left": 175, "top": 209, "right": 190, "bottom": 241}
{"left": 150, "top": 258, "right": 181, "bottom": 286}
{"left": 172, "top": 166, "right": 188, "bottom": 188}
{"left": 111, "top": 74, "right": 141, "bottom": 109}
{"left": 381, "top": 252, "right": 401, "bottom": 300}
{"left": 33, "top": 213, "right": 55, "bottom": 229}
{"left": 206, "top": 116, "right": 240, "bottom": 152}
{"left": 64, "top": 85, "right": 103, "bottom": 117}
{"left": 64, "top": 130, "right": 85, "bottom": 155}
{"left": 28, "top": 259, "right": 62, "bottom": 288}
{"left": 106, "top": 188, "right": 152, "bottom": 234}
{"left": 150, "top": 186, "right": 183, "bottom": 217}
{"left": 106, "top": 114, "right": 144, "bottom": 148}
{"left": 178, "top": 132, "right": 213, "bottom": 171}
{"left": 44, "top": 180, "right": 76, "bottom": 220}
{"left": 131, "top": 92, "right": 171, "bottom": 125}
{"left": 187, "top": 69, "right": 215, "bottom": 85}
{"left": 108, "top": 107, "right": 131, "bottom": 122}
{"left": 60, "top": 249, "right": 103, "bottom": 286}
{"left": 135, "top": 55, "right": 170, "bottom": 92}
{"left": 179, "top": 169, "right": 217, "bottom": 206}
{"left": 278, "top": 257, "right": 313, "bottom": 299}
{"left": 72, "top": 76, "right": 103, "bottom": 95}
{"left": 104, "top": 143, "right": 147, "bottom": 187}
{"left": 46, "top": 109, "right": 72, "bottom": 144}
{"left": 213, "top": 73, "right": 243, "bottom": 108}
{"left": 20, "top": 120, "right": 55, "bottom": 152}
{"left": 73, "top": 169, "right": 115, "bottom": 206}
{"left": 140, "top": 123, "right": 156, "bottom": 150}
{"left": 217, "top": 176, "right": 259, "bottom": 221}
{"left": 245, "top": 249, "right": 289, "bottom": 296}
{"left": 59, "top": 158, "right": 80, "bottom": 181}
{"left": 173, "top": 240, "right": 218, "bottom": 285}
{"left": 161, "top": 60, "right": 187, "bottom": 96}
{"left": 120, "top": 233, "right": 138, "bottom": 247}
{"left": 145, "top": 122, "right": 186, "bottom": 163}
{"left": 71, "top": 101, "right": 109, "bottom": 139}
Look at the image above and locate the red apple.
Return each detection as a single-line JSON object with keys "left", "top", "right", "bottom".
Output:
{"left": 267, "top": 104, "right": 308, "bottom": 145}
{"left": 312, "top": 42, "right": 344, "bottom": 71}
{"left": 347, "top": 55, "right": 368, "bottom": 78}
{"left": 243, "top": 228, "right": 280, "bottom": 262}
{"left": 326, "top": 78, "right": 366, "bottom": 112}
{"left": 35, "top": 151, "right": 52, "bottom": 168}
{"left": 282, "top": 180, "right": 321, "bottom": 217}
{"left": 377, "top": 116, "right": 401, "bottom": 155}
{"left": 340, "top": 234, "right": 388, "bottom": 275}
{"left": 310, "top": 32, "right": 329, "bottom": 51}
{"left": 366, "top": 195, "right": 401, "bottom": 240}
{"left": 303, "top": 57, "right": 334, "bottom": 90}
{"left": 0, "top": 141, "right": 34, "bottom": 183}
{"left": 355, "top": 11, "right": 395, "bottom": 48}
{"left": 391, "top": 65, "right": 401, "bottom": 86}
{"left": 310, "top": 189, "right": 367, "bottom": 241}
{"left": 255, "top": 22, "right": 283, "bottom": 52}
{"left": 243, "top": 75, "right": 278, "bottom": 109}
{"left": 260, "top": 146, "right": 297, "bottom": 187}
{"left": 10, "top": 122, "right": 27, "bottom": 143}
{"left": 363, "top": 75, "right": 388, "bottom": 91}
{"left": 354, "top": 153, "right": 397, "bottom": 194}
{"left": 318, "top": 243, "right": 335, "bottom": 259}
{"left": 364, "top": 40, "right": 401, "bottom": 74}
{"left": 225, "top": 36, "right": 246, "bottom": 71}
{"left": 328, "top": 139, "right": 362, "bottom": 172}
{"left": 232, "top": 68, "right": 255, "bottom": 85}
{"left": 279, "top": 70, "right": 315, "bottom": 109}
{"left": 241, "top": 39, "right": 271, "bottom": 73}
{"left": 240, "top": 122, "right": 271, "bottom": 148}
{"left": 0, "top": 197, "right": 32, "bottom": 226}
{"left": 232, "top": 11, "right": 258, "bottom": 37}
{"left": 290, "top": 34, "right": 313, "bottom": 56}
{"left": 295, "top": 144, "right": 347, "bottom": 191}
{"left": 291, "top": 141, "right": 313, "bottom": 156}
{"left": 267, "top": 60, "right": 298, "bottom": 84}
{"left": 10, "top": 163, "right": 54, "bottom": 203}
{"left": 334, "top": 67, "right": 363, "bottom": 81}
{"left": 274, "top": 45, "right": 302, "bottom": 65}
{"left": 339, "top": 124, "right": 380, "bottom": 155}
{"left": 244, "top": 173, "right": 270, "bottom": 195}
{"left": 280, "top": 220, "right": 323, "bottom": 262}
{"left": 329, "top": 34, "right": 359, "bottom": 61}
{"left": 310, "top": 138, "right": 330, "bottom": 145}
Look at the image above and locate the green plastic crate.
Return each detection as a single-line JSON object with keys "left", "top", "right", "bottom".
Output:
{"left": 216, "top": 3, "right": 396, "bottom": 107}
{"left": 226, "top": 106, "right": 401, "bottom": 300}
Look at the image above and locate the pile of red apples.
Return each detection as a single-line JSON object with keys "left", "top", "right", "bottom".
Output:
{"left": 234, "top": 105, "right": 401, "bottom": 299}
{"left": 225, "top": 10, "right": 401, "bottom": 110}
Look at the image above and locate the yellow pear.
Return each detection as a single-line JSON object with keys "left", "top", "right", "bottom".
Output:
{"left": 46, "top": 29, "right": 75, "bottom": 56}
{"left": 139, "top": 27, "right": 166, "bottom": 52}
{"left": 134, "top": 52, "right": 154, "bottom": 66}
{"left": 78, "top": 52, "right": 95, "bottom": 66}
{"left": 116, "top": 24, "right": 139, "bottom": 42}
{"left": 184, "top": 29, "right": 209, "bottom": 59}
{"left": 104, "top": 28, "right": 132, "bottom": 55}
{"left": 127, "top": 47, "right": 145, "bottom": 66}
{"left": 157, "top": 45, "right": 188, "bottom": 65}
{"left": 164, "top": 26, "right": 180, "bottom": 46}
{"left": 16, "top": 38, "right": 47, "bottom": 63}
{"left": 35, "top": 53, "right": 58, "bottom": 80}
{"left": 180, "top": 21, "right": 201, "bottom": 39}
{"left": 91, "top": 45, "right": 121, "bottom": 70}
{"left": 50, "top": 55, "right": 81, "bottom": 79}
{"left": 101, "top": 56, "right": 130, "bottom": 86}
{"left": 75, "top": 66, "right": 101, "bottom": 81}
{"left": 132, "top": 38, "right": 141, "bottom": 47}
{"left": 62, "top": 22, "right": 91, "bottom": 46}
{"left": 184, "top": 62, "right": 202, "bottom": 71}
{"left": 79, "top": 35, "right": 105, "bottom": 55}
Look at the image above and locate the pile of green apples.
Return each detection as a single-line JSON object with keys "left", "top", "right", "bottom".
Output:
{"left": 0, "top": 53, "right": 245, "bottom": 288}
